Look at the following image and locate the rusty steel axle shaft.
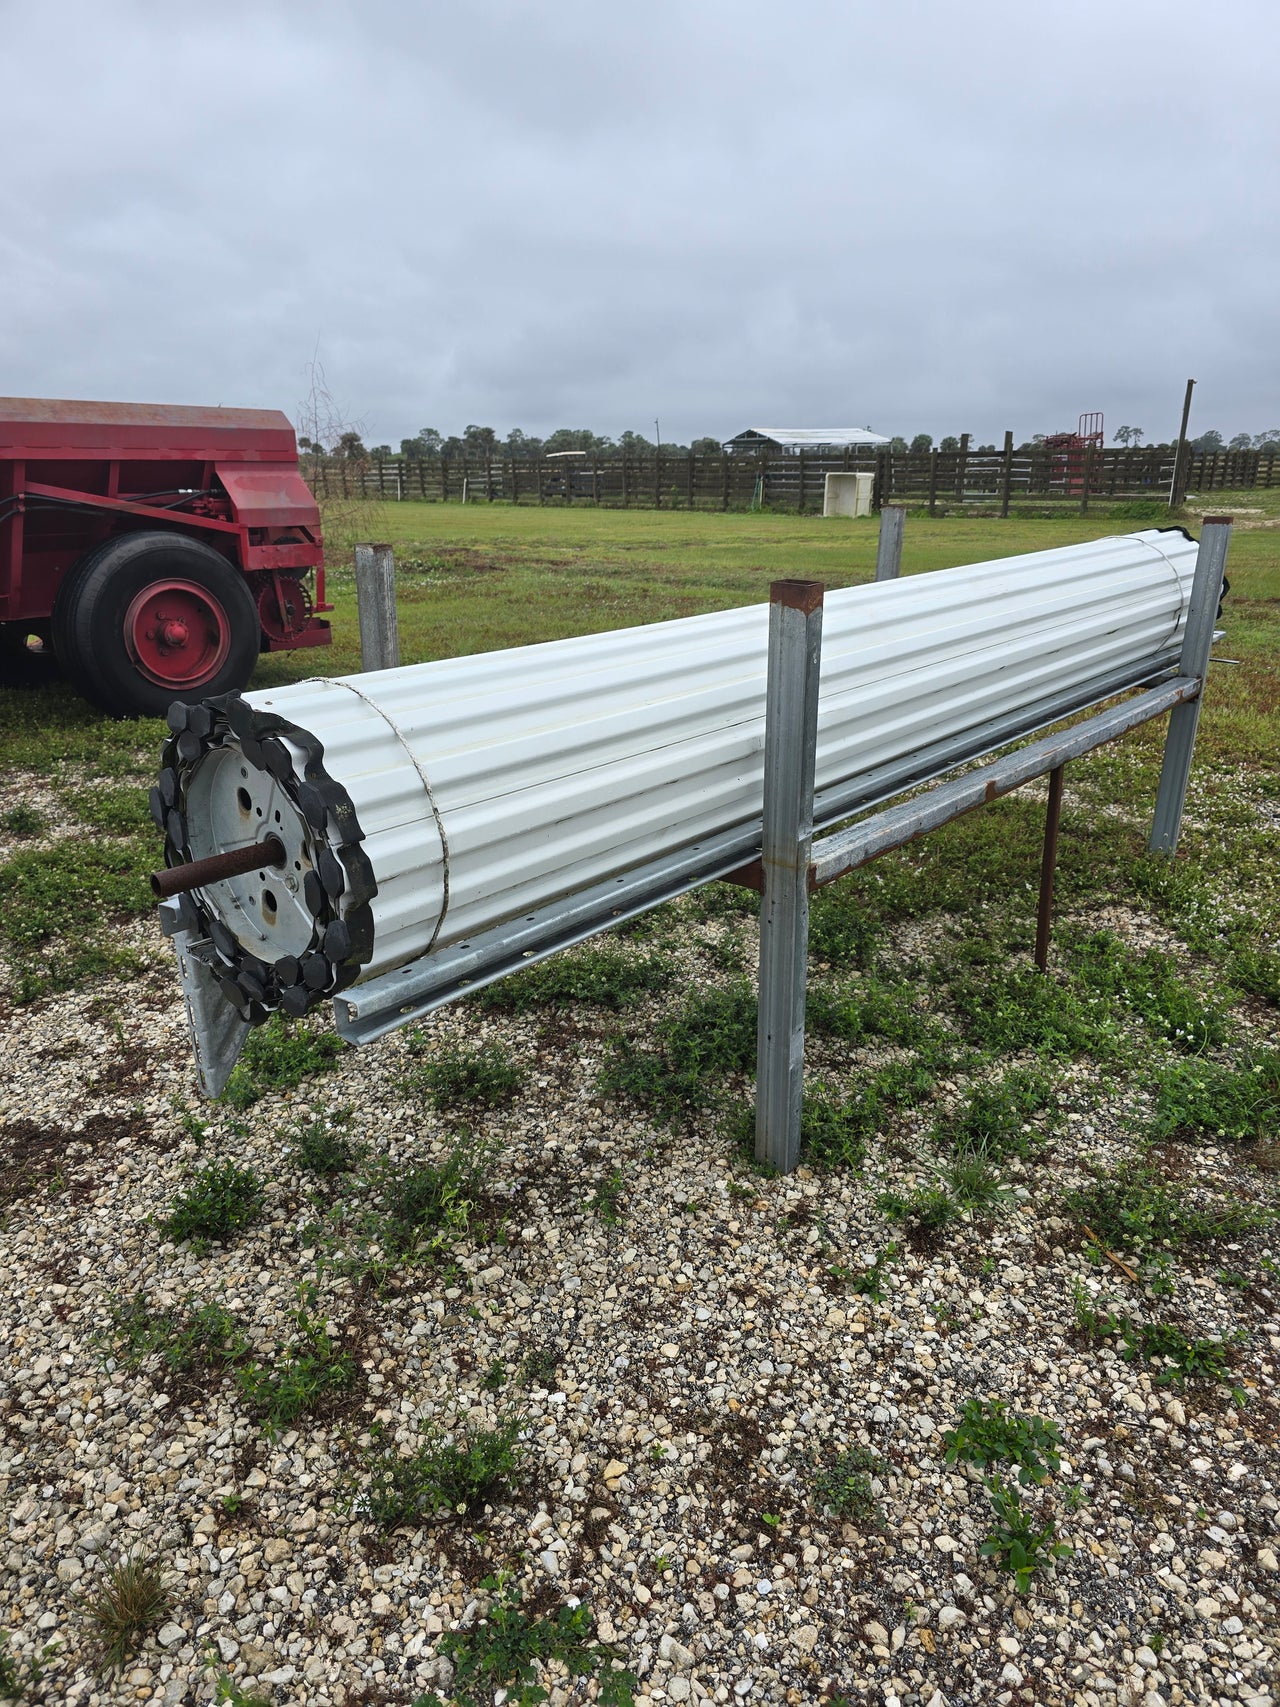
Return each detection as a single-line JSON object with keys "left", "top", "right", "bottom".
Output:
{"left": 151, "top": 835, "right": 286, "bottom": 899}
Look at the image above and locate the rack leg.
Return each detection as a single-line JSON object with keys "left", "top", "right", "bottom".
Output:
{"left": 755, "top": 580, "right": 824, "bottom": 1175}
{"left": 1035, "top": 765, "right": 1065, "bottom": 972}
{"left": 1149, "top": 517, "right": 1232, "bottom": 853}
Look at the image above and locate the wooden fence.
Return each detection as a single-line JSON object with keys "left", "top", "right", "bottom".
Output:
{"left": 308, "top": 443, "right": 1278, "bottom": 514}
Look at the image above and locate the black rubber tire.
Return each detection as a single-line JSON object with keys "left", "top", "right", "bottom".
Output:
{"left": 52, "top": 531, "right": 260, "bottom": 718}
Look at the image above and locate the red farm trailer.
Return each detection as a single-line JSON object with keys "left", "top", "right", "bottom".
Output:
{"left": 0, "top": 397, "right": 331, "bottom": 716}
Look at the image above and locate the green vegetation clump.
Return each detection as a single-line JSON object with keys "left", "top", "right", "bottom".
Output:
{"left": 109, "top": 1294, "right": 246, "bottom": 1378}
{"left": 376, "top": 1140, "right": 491, "bottom": 1258}
{"left": 0, "top": 1630, "right": 57, "bottom": 1700}
{"left": 404, "top": 1040, "right": 523, "bottom": 1110}
{"left": 1069, "top": 931, "right": 1227, "bottom": 1052}
{"left": 875, "top": 1182, "right": 961, "bottom": 1230}
{"left": 1149, "top": 1050, "right": 1280, "bottom": 1143}
{"left": 979, "top": 1474, "right": 1072, "bottom": 1592}
{"left": 235, "top": 1302, "right": 356, "bottom": 1431}
{"left": 942, "top": 1398, "right": 1063, "bottom": 1486}
{"left": 586, "top": 1168, "right": 626, "bottom": 1225}
{"left": 1065, "top": 1163, "right": 1271, "bottom": 1252}
{"left": 360, "top": 1413, "right": 525, "bottom": 1526}
{"left": 74, "top": 1555, "right": 172, "bottom": 1675}
{"left": 437, "top": 1574, "right": 636, "bottom": 1707}
{"left": 71, "top": 785, "right": 155, "bottom": 837}
{"left": 810, "top": 1445, "right": 884, "bottom": 1524}
{"left": 1230, "top": 943, "right": 1280, "bottom": 1006}
{"left": 948, "top": 960, "right": 1124, "bottom": 1058}
{"left": 222, "top": 1014, "right": 344, "bottom": 1108}
{"left": 164, "top": 1161, "right": 265, "bottom": 1247}
{"left": 1073, "top": 1284, "right": 1246, "bottom": 1392}
{"left": 599, "top": 981, "right": 757, "bottom": 1122}
{"left": 799, "top": 1085, "right": 878, "bottom": 1170}
{"left": 289, "top": 1112, "right": 359, "bottom": 1174}
{"left": 828, "top": 1242, "right": 898, "bottom": 1300}
{"left": 877, "top": 1155, "right": 1011, "bottom": 1229}
{"left": 0, "top": 832, "right": 155, "bottom": 1000}
{"left": 936, "top": 1067, "right": 1059, "bottom": 1161}
{"left": 807, "top": 975, "right": 940, "bottom": 1048}
{"left": 470, "top": 944, "right": 670, "bottom": 1012}
{"left": 0, "top": 802, "right": 44, "bottom": 837}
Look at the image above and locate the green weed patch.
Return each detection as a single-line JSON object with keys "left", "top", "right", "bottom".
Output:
{"left": 1149, "top": 1050, "right": 1280, "bottom": 1143}
{"left": 470, "top": 944, "right": 670, "bottom": 1013}
{"left": 222, "top": 1014, "right": 344, "bottom": 1109}
{"left": 942, "top": 1398, "right": 1063, "bottom": 1486}
{"left": 599, "top": 981, "right": 757, "bottom": 1123}
{"left": 164, "top": 1161, "right": 265, "bottom": 1248}
{"left": 403, "top": 1040, "right": 523, "bottom": 1110}
{"left": 0, "top": 831, "right": 155, "bottom": 1000}
{"left": 1066, "top": 1163, "right": 1271, "bottom": 1252}
{"left": 1068, "top": 930, "right": 1227, "bottom": 1052}
{"left": 436, "top": 1573, "right": 636, "bottom": 1707}
{"left": 358, "top": 1413, "right": 525, "bottom": 1526}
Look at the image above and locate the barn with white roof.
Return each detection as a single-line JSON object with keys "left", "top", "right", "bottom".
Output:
{"left": 723, "top": 426, "right": 891, "bottom": 453}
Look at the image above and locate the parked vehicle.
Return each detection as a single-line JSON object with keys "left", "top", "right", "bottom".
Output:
{"left": 0, "top": 397, "right": 331, "bottom": 715}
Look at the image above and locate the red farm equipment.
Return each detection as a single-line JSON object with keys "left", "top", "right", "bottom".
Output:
{"left": 1043, "top": 411, "right": 1105, "bottom": 497}
{"left": 0, "top": 398, "right": 331, "bottom": 716}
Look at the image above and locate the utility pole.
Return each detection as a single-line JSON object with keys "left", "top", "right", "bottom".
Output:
{"left": 1169, "top": 378, "right": 1196, "bottom": 510}
{"left": 654, "top": 418, "right": 661, "bottom": 452}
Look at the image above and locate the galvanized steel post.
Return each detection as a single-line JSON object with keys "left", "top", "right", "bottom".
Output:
{"left": 755, "top": 580, "right": 824, "bottom": 1175}
{"left": 1149, "top": 517, "right": 1231, "bottom": 853}
{"left": 354, "top": 542, "right": 400, "bottom": 672}
{"left": 875, "top": 504, "right": 906, "bottom": 582}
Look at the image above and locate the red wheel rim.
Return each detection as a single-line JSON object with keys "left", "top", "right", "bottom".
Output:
{"left": 124, "top": 579, "right": 232, "bottom": 688}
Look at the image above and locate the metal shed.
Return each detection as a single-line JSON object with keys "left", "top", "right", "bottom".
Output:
{"left": 724, "top": 426, "right": 892, "bottom": 453}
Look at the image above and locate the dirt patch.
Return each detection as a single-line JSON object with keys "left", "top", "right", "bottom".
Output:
{"left": 0, "top": 1109, "right": 143, "bottom": 1211}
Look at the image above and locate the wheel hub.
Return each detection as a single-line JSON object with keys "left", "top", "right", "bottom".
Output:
{"left": 125, "top": 579, "right": 232, "bottom": 687}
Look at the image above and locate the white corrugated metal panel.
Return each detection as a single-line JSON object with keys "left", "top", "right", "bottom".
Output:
{"left": 243, "top": 530, "right": 1194, "bottom": 977}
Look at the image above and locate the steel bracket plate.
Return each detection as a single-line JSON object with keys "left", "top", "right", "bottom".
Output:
{"left": 159, "top": 900, "right": 251, "bottom": 1098}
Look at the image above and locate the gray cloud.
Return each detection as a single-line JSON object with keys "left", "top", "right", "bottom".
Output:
{"left": 2, "top": 0, "right": 1277, "bottom": 446}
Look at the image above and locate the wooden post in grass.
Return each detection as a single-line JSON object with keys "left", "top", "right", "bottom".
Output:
{"left": 354, "top": 544, "right": 400, "bottom": 672}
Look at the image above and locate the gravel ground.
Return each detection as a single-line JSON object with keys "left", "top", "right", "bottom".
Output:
{"left": 2, "top": 859, "right": 1278, "bottom": 1706}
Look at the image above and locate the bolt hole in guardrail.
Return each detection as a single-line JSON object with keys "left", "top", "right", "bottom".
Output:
{"left": 151, "top": 512, "right": 1231, "bottom": 1159}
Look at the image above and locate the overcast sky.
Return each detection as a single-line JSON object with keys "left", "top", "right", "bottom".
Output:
{"left": 3, "top": 0, "right": 1277, "bottom": 448}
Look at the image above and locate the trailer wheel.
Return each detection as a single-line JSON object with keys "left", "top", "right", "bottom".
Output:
{"left": 53, "top": 531, "right": 260, "bottom": 717}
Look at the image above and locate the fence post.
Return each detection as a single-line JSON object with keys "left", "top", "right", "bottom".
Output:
{"left": 874, "top": 504, "right": 906, "bottom": 582}
{"left": 1000, "top": 430, "right": 1014, "bottom": 518}
{"left": 1079, "top": 442, "right": 1093, "bottom": 514}
{"left": 927, "top": 449, "right": 939, "bottom": 516}
{"left": 1149, "top": 517, "right": 1231, "bottom": 853}
{"left": 955, "top": 433, "right": 970, "bottom": 501}
{"left": 796, "top": 449, "right": 806, "bottom": 514}
{"left": 755, "top": 579, "right": 824, "bottom": 1176}
{"left": 353, "top": 543, "right": 400, "bottom": 672}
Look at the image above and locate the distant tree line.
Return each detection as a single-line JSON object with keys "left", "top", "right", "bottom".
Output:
{"left": 299, "top": 423, "right": 1280, "bottom": 461}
